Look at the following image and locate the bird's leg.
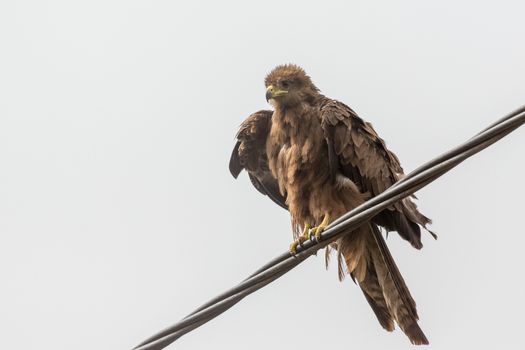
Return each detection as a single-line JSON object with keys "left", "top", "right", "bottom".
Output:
{"left": 289, "top": 223, "right": 310, "bottom": 254}
{"left": 310, "top": 214, "right": 330, "bottom": 242}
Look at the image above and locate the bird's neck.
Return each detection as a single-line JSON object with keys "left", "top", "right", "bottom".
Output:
{"left": 274, "top": 92, "right": 322, "bottom": 115}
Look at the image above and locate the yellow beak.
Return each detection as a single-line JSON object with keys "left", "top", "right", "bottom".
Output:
{"left": 266, "top": 85, "right": 288, "bottom": 101}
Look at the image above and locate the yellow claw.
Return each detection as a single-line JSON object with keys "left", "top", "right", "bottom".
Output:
{"left": 289, "top": 223, "right": 310, "bottom": 255}
{"left": 310, "top": 214, "right": 330, "bottom": 242}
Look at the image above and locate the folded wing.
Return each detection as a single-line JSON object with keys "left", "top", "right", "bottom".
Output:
{"left": 320, "top": 99, "right": 434, "bottom": 249}
{"left": 229, "top": 110, "right": 287, "bottom": 210}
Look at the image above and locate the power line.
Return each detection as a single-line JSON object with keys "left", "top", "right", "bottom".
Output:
{"left": 133, "top": 105, "right": 525, "bottom": 350}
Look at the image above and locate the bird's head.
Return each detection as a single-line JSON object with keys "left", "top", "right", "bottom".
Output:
{"left": 264, "top": 64, "right": 319, "bottom": 108}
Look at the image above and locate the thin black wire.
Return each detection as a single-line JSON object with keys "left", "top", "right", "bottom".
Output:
{"left": 133, "top": 106, "right": 525, "bottom": 350}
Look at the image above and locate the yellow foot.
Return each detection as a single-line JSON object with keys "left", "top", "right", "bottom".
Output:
{"left": 289, "top": 224, "right": 310, "bottom": 255}
{"left": 310, "top": 214, "right": 330, "bottom": 242}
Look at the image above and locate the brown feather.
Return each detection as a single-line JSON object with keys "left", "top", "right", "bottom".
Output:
{"left": 230, "top": 110, "right": 288, "bottom": 210}
{"left": 320, "top": 98, "right": 434, "bottom": 247}
{"left": 230, "top": 64, "right": 432, "bottom": 345}
{"left": 347, "top": 224, "right": 428, "bottom": 344}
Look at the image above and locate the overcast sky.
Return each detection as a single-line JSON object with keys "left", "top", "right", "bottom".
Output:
{"left": 1, "top": 1, "right": 524, "bottom": 349}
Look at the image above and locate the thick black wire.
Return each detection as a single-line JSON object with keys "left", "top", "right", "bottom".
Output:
{"left": 133, "top": 106, "right": 525, "bottom": 350}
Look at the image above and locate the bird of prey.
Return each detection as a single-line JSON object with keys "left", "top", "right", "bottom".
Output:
{"left": 229, "top": 64, "right": 435, "bottom": 345}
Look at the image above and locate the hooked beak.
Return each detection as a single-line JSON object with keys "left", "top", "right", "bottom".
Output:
{"left": 265, "top": 85, "right": 288, "bottom": 102}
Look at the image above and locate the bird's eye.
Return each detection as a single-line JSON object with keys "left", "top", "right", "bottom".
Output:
{"left": 280, "top": 80, "right": 290, "bottom": 89}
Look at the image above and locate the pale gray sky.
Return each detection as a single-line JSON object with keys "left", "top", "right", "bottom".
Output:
{"left": 1, "top": 1, "right": 524, "bottom": 349}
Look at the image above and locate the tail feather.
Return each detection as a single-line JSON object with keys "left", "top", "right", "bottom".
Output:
{"left": 337, "top": 226, "right": 369, "bottom": 283}
{"left": 360, "top": 270, "right": 395, "bottom": 332}
{"left": 370, "top": 224, "right": 418, "bottom": 320}
{"left": 337, "top": 224, "right": 429, "bottom": 345}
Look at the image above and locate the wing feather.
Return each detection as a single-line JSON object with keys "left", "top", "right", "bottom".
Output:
{"left": 229, "top": 110, "right": 287, "bottom": 210}
{"left": 320, "top": 99, "right": 433, "bottom": 248}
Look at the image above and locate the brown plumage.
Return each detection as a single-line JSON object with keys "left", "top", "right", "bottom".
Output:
{"left": 229, "top": 64, "right": 433, "bottom": 345}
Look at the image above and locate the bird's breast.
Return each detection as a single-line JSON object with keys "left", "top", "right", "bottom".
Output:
{"left": 266, "top": 111, "right": 330, "bottom": 194}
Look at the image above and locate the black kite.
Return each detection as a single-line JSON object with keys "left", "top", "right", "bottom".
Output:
{"left": 229, "top": 64, "right": 434, "bottom": 345}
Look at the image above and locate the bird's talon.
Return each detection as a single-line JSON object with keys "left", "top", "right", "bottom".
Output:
{"left": 310, "top": 214, "right": 330, "bottom": 243}
{"left": 309, "top": 227, "right": 323, "bottom": 243}
{"left": 289, "top": 224, "right": 310, "bottom": 254}
{"left": 314, "top": 229, "right": 323, "bottom": 242}
{"left": 289, "top": 241, "right": 299, "bottom": 255}
{"left": 308, "top": 228, "right": 322, "bottom": 242}
{"left": 289, "top": 237, "right": 307, "bottom": 255}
